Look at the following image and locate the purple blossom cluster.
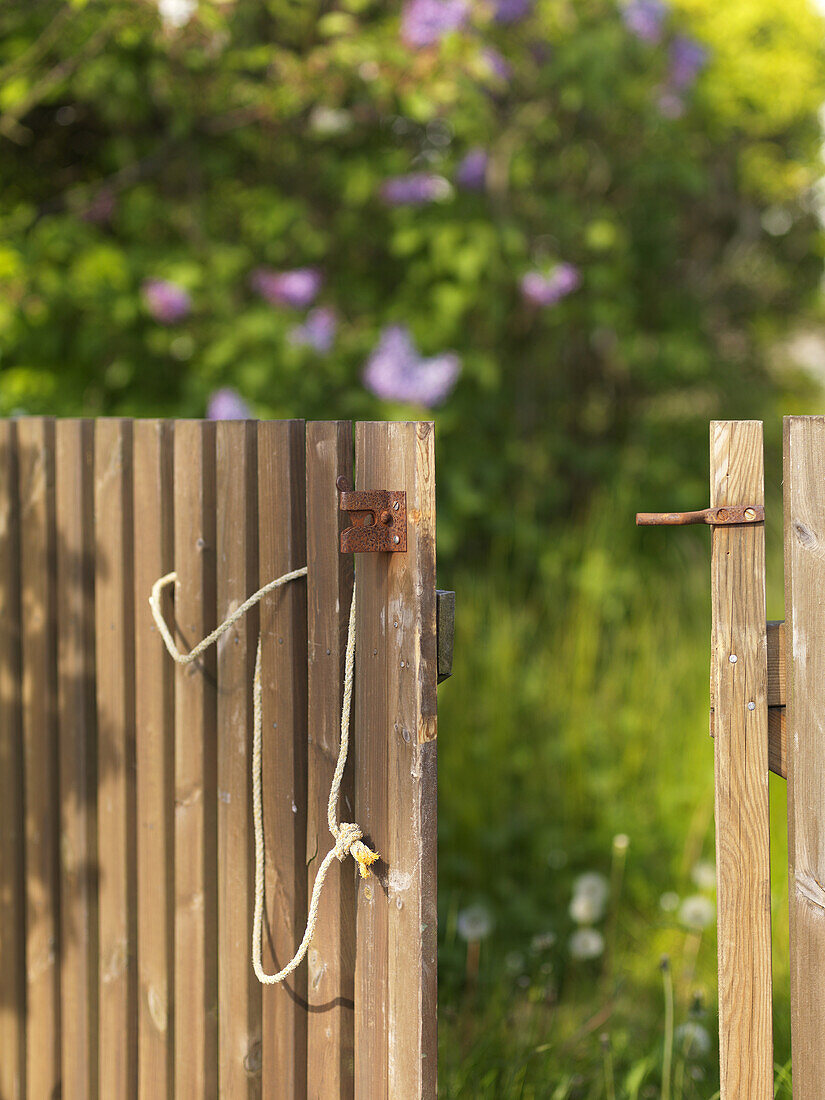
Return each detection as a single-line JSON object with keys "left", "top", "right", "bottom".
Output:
{"left": 250, "top": 266, "right": 323, "bottom": 309}
{"left": 455, "top": 148, "right": 489, "bottom": 191}
{"left": 363, "top": 325, "right": 461, "bottom": 408}
{"left": 142, "top": 278, "right": 191, "bottom": 324}
{"left": 668, "top": 35, "right": 708, "bottom": 90}
{"left": 621, "top": 0, "right": 667, "bottom": 44}
{"left": 400, "top": 0, "right": 469, "bottom": 48}
{"left": 493, "top": 0, "right": 532, "bottom": 24}
{"left": 381, "top": 173, "right": 452, "bottom": 206}
{"left": 521, "top": 264, "right": 581, "bottom": 307}
{"left": 288, "top": 306, "right": 338, "bottom": 353}
{"left": 206, "top": 388, "right": 252, "bottom": 420}
{"left": 482, "top": 47, "right": 512, "bottom": 82}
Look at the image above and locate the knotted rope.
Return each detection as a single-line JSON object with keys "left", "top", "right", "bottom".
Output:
{"left": 148, "top": 568, "right": 378, "bottom": 985}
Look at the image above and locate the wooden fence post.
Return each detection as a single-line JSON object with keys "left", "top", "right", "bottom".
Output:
{"left": 783, "top": 415, "right": 825, "bottom": 1097}
{"left": 709, "top": 420, "right": 772, "bottom": 1098}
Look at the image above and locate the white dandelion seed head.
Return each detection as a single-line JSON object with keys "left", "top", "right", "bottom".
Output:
{"left": 457, "top": 903, "right": 494, "bottom": 943}
{"left": 569, "top": 891, "right": 604, "bottom": 925}
{"left": 568, "top": 928, "right": 605, "bottom": 960}
{"left": 613, "top": 833, "right": 630, "bottom": 853}
{"left": 573, "top": 871, "right": 609, "bottom": 908}
{"left": 660, "top": 891, "right": 680, "bottom": 912}
{"left": 679, "top": 894, "right": 716, "bottom": 931}
{"left": 675, "top": 1021, "right": 712, "bottom": 1058}
{"left": 157, "top": 0, "right": 196, "bottom": 29}
{"left": 691, "top": 860, "right": 717, "bottom": 891}
{"left": 530, "top": 931, "right": 556, "bottom": 953}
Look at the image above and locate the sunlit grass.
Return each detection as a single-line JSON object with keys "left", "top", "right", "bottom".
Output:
{"left": 437, "top": 487, "right": 791, "bottom": 1097}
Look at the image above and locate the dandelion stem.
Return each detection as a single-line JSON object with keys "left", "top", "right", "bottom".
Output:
{"left": 661, "top": 957, "right": 674, "bottom": 1100}
{"left": 601, "top": 1034, "right": 616, "bottom": 1100}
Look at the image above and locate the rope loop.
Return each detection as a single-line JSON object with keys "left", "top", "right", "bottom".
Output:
{"left": 149, "top": 566, "right": 377, "bottom": 984}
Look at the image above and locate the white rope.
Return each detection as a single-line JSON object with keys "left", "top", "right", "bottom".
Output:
{"left": 148, "top": 569, "right": 377, "bottom": 985}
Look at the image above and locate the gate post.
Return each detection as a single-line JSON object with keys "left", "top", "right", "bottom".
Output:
{"left": 709, "top": 420, "right": 773, "bottom": 1098}
{"left": 783, "top": 416, "right": 825, "bottom": 1097}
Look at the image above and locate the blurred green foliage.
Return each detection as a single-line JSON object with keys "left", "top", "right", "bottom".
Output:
{"left": 1, "top": 0, "right": 824, "bottom": 568}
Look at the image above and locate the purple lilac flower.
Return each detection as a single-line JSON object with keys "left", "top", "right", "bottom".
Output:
{"left": 142, "top": 278, "right": 191, "bottom": 324}
{"left": 207, "top": 388, "right": 253, "bottom": 420}
{"left": 493, "top": 0, "right": 532, "bottom": 24}
{"left": 363, "top": 325, "right": 461, "bottom": 407}
{"left": 455, "top": 148, "right": 488, "bottom": 191}
{"left": 380, "top": 173, "right": 452, "bottom": 206}
{"left": 288, "top": 306, "right": 338, "bottom": 353}
{"left": 620, "top": 0, "right": 667, "bottom": 44}
{"left": 521, "top": 263, "right": 581, "bottom": 307}
{"left": 250, "top": 267, "right": 323, "bottom": 309}
{"left": 657, "top": 88, "right": 685, "bottom": 118}
{"left": 401, "top": 0, "right": 469, "bottom": 48}
{"left": 668, "top": 36, "right": 708, "bottom": 89}
{"left": 482, "top": 47, "right": 512, "bottom": 82}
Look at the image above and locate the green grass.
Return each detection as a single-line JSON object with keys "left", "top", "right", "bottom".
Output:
{"left": 436, "top": 489, "right": 791, "bottom": 1097}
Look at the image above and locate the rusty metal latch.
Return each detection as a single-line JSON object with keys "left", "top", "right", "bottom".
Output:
{"left": 337, "top": 476, "right": 407, "bottom": 553}
{"left": 635, "top": 505, "right": 764, "bottom": 527}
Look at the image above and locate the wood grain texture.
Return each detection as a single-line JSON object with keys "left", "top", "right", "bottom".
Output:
{"left": 385, "top": 422, "right": 438, "bottom": 1100}
{"left": 133, "top": 420, "right": 175, "bottom": 1099}
{"left": 0, "top": 421, "right": 25, "bottom": 1100}
{"left": 709, "top": 420, "right": 772, "bottom": 1100}
{"left": 783, "top": 415, "right": 825, "bottom": 1098}
{"left": 55, "top": 420, "right": 98, "bottom": 1099}
{"left": 173, "top": 420, "right": 219, "bottom": 1099}
{"left": 17, "top": 417, "right": 61, "bottom": 1099}
{"left": 216, "top": 420, "right": 262, "bottom": 1097}
{"left": 257, "top": 420, "right": 308, "bottom": 1098}
{"left": 305, "top": 422, "right": 355, "bottom": 1100}
{"left": 94, "top": 418, "right": 137, "bottom": 1098}
{"left": 353, "top": 423, "right": 390, "bottom": 1100}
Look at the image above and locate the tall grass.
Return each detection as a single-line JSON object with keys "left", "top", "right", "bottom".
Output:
{"left": 437, "top": 487, "right": 790, "bottom": 1097}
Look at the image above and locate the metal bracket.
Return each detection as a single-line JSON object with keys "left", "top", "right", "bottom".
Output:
{"left": 337, "top": 476, "right": 407, "bottom": 553}
{"left": 635, "top": 504, "right": 764, "bottom": 527}
{"left": 437, "top": 590, "right": 455, "bottom": 683}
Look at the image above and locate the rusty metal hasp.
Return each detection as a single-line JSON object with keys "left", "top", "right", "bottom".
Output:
{"left": 635, "top": 504, "right": 764, "bottom": 527}
{"left": 337, "top": 476, "right": 407, "bottom": 553}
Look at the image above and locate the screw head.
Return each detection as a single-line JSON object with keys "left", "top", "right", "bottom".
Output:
{"left": 744, "top": 507, "right": 756, "bottom": 520}
{"left": 729, "top": 654, "right": 738, "bottom": 664}
{"left": 393, "top": 501, "right": 400, "bottom": 511}
{"left": 747, "top": 701, "right": 756, "bottom": 711}
{"left": 393, "top": 534, "right": 400, "bottom": 544}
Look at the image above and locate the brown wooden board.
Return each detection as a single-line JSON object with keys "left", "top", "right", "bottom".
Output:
{"left": 94, "top": 418, "right": 137, "bottom": 1097}
{"left": 216, "top": 420, "right": 262, "bottom": 1096}
{"left": 55, "top": 420, "right": 98, "bottom": 1099}
{"left": 257, "top": 420, "right": 309, "bottom": 1097}
{"left": 173, "top": 420, "right": 219, "bottom": 1098}
{"left": 17, "top": 417, "right": 60, "bottom": 1099}
{"left": 783, "top": 415, "right": 825, "bottom": 1097}
{"left": 353, "top": 423, "right": 390, "bottom": 1100}
{"left": 133, "top": 420, "right": 175, "bottom": 1098}
{"left": 305, "top": 422, "right": 355, "bottom": 1099}
{"left": 0, "top": 420, "right": 25, "bottom": 1100}
{"left": 709, "top": 420, "right": 772, "bottom": 1099}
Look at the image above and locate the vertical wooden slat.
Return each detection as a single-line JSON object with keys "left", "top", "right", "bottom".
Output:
{"left": 173, "top": 420, "right": 219, "bottom": 1099}
{"left": 784, "top": 415, "right": 825, "bottom": 1097}
{"left": 0, "top": 420, "right": 25, "bottom": 1100}
{"left": 17, "top": 416, "right": 60, "bottom": 1099}
{"left": 216, "top": 420, "right": 262, "bottom": 1096}
{"left": 95, "top": 418, "right": 137, "bottom": 1098}
{"left": 133, "top": 420, "right": 175, "bottom": 1099}
{"left": 353, "top": 422, "right": 390, "bottom": 1100}
{"left": 385, "top": 422, "right": 438, "bottom": 1100}
{"left": 709, "top": 420, "right": 772, "bottom": 1099}
{"left": 305, "top": 422, "right": 355, "bottom": 1100}
{"left": 56, "top": 420, "right": 97, "bottom": 1099}
{"left": 257, "top": 420, "right": 308, "bottom": 1097}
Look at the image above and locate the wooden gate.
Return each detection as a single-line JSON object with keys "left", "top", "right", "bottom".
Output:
{"left": 0, "top": 418, "right": 439, "bottom": 1100}
{"left": 639, "top": 417, "right": 825, "bottom": 1099}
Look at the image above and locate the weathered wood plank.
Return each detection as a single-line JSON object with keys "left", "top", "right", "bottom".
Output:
{"left": 0, "top": 420, "right": 25, "bottom": 1100}
{"left": 784, "top": 415, "right": 825, "bottom": 1098}
{"left": 133, "top": 420, "right": 175, "bottom": 1099}
{"left": 17, "top": 417, "right": 61, "bottom": 1099}
{"left": 305, "top": 422, "right": 355, "bottom": 1100}
{"left": 257, "top": 420, "right": 309, "bottom": 1098}
{"left": 95, "top": 418, "right": 137, "bottom": 1098}
{"left": 173, "top": 420, "right": 219, "bottom": 1099}
{"left": 386, "top": 422, "right": 437, "bottom": 1100}
{"left": 55, "top": 420, "right": 97, "bottom": 1099}
{"left": 709, "top": 420, "right": 772, "bottom": 1100}
{"left": 216, "top": 420, "right": 262, "bottom": 1097}
{"left": 353, "top": 423, "right": 390, "bottom": 1100}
